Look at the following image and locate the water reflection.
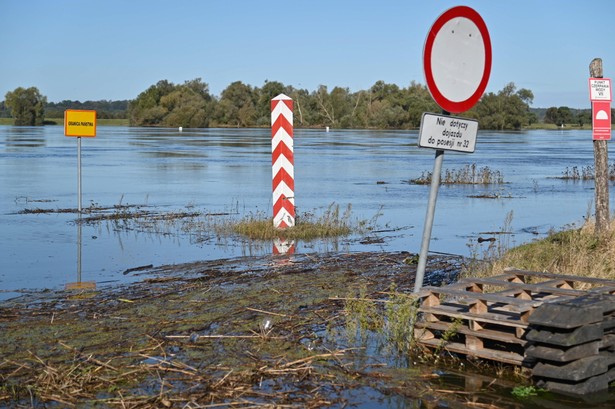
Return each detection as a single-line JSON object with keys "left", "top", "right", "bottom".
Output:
{"left": 2, "top": 126, "right": 47, "bottom": 149}
{"left": 65, "top": 218, "right": 96, "bottom": 291}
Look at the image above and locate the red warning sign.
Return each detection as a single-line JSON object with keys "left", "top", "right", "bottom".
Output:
{"left": 592, "top": 100, "right": 612, "bottom": 141}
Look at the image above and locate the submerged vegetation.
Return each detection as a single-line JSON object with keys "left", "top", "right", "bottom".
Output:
{"left": 230, "top": 204, "right": 366, "bottom": 241}
{"left": 409, "top": 163, "right": 505, "bottom": 185}
{"left": 0, "top": 252, "right": 480, "bottom": 408}
{"left": 19, "top": 200, "right": 376, "bottom": 245}
{"left": 559, "top": 163, "right": 615, "bottom": 181}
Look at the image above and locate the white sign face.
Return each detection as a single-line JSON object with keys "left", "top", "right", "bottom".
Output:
{"left": 418, "top": 113, "right": 479, "bottom": 153}
{"left": 589, "top": 78, "right": 612, "bottom": 101}
{"left": 431, "top": 18, "right": 486, "bottom": 103}
{"left": 423, "top": 6, "right": 491, "bottom": 113}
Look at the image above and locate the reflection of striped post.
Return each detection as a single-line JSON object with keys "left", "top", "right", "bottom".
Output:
{"left": 273, "top": 238, "right": 295, "bottom": 255}
{"left": 271, "top": 94, "right": 295, "bottom": 229}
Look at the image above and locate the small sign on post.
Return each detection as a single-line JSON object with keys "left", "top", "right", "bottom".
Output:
{"left": 64, "top": 109, "right": 97, "bottom": 212}
{"left": 64, "top": 109, "right": 97, "bottom": 137}
{"left": 419, "top": 113, "right": 479, "bottom": 153}
{"left": 589, "top": 78, "right": 612, "bottom": 101}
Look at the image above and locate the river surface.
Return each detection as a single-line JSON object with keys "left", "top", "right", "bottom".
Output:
{"left": 0, "top": 125, "right": 607, "bottom": 297}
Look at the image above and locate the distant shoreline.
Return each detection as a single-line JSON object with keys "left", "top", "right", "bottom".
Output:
{"left": 0, "top": 117, "right": 602, "bottom": 130}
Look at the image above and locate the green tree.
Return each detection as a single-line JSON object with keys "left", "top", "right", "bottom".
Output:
{"left": 256, "top": 80, "right": 288, "bottom": 125}
{"left": 471, "top": 82, "right": 534, "bottom": 130}
{"left": 544, "top": 106, "right": 573, "bottom": 127}
{"left": 214, "top": 81, "right": 256, "bottom": 127}
{"left": 128, "top": 78, "right": 213, "bottom": 127}
{"left": 4, "top": 86, "right": 47, "bottom": 125}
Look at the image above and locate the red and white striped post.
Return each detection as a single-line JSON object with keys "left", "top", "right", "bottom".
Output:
{"left": 271, "top": 94, "right": 295, "bottom": 229}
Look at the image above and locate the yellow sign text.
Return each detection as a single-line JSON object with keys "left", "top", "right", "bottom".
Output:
{"left": 64, "top": 110, "right": 97, "bottom": 137}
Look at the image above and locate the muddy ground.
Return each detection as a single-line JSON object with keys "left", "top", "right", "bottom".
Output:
{"left": 0, "top": 251, "right": 603, "bottom": 408}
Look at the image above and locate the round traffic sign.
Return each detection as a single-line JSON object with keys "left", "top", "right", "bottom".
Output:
{"left": 423, "top": 6, "right": 492, "bottom": 114}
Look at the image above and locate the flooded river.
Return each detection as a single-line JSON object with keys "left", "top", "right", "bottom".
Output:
{"left": 0, "top": 125, "right": 605, "bottom": 296}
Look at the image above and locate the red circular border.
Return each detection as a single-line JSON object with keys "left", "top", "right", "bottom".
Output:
{"left": 423, "top": 6, "right": 492, "bottom": 113}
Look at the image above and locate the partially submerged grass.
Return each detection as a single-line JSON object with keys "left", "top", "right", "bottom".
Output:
{"left": 409, "top": 163, "right": 504, "bottom": 185}
{"left": 20, "top": 199, "right": 374, "bottom": 244}
{"left": 464, "top": 216, "right": 615, "bottom": 283}
{"left": 559, "top": 163, "right": 615, "bottom": 181}
{"left": 230, "top": 203, "right": 358, "bottom": 241}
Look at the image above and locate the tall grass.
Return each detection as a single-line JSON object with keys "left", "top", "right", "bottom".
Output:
{"left": 560, "top": 164, "right": 615, "bottom": 181}
{"left": 410, "top": 163, "right": 504, "bottom": 185}
{"left": 229, "top": 203, "right": 358, "bottom": 241}
{"left": 466, "top": 218, "right": 615, "bottom": 283}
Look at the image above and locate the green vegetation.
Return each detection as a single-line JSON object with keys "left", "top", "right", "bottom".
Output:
{"left": 3, "top": 86, "right": 46, "bottom": 125}
{"left": 1, "top": 80, "right": 541, "bottom": 130}
{"left": 2, "top": 79, "right": 610, "bottom": 130}
{"left": 45, "top": 99, "right": 129, "bottom": 119}
{"left": 30, "top": 201, "right": 371, "bottom": 245}
{"left": 409, "top": 163, "right": 504, "bottom": 185}
{"left": 511, "top": 385, "right": 546, "bottom": 398}
{"left": 127, "top": 79, "right": 538, "bottom": 130}
{"left": 229, "top": 204, "right": 356, "bottom": 241}
{"left": 560, "top": 163, "right": 615, "bottom": 181}
{"left": 464, "top": 213, "right": 615, "bottom": 283}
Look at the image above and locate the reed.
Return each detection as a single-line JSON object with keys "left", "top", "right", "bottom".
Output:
{"left": 410, "top": 163, "right": 504, "bottom": 185}
{"left": 228, "top": 203, "right": 363, "bottom": 241}
{"left": 560, "top": 164, "right": 615, "bottom": 181}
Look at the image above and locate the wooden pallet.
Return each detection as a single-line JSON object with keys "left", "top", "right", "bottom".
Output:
{"left": 415, "top": 269, "right": 615, "bottom": 369}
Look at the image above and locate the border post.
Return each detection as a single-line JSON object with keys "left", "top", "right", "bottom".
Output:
{"left": 271, "top": 94, "right": 295, "bottom": 229}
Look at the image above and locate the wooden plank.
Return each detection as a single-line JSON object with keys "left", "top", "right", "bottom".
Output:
{"left": 415, "top": 320, "right": 527, "bottom": 345}
{"left": 419, "top": 305, "right": 529, "bottom": 329}
{"left": 419, "top": 286, "right": 541, "bottom": 312}
{"left": 418, "top": 338, "right": 524, "bottom": 365}
{"left": 502, "top": 268, "right": 615, "bottom": 287}
{"left": 458, "top": 277, "right": 588, "bottom": 298}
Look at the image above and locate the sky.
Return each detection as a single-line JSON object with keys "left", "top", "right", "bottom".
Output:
{"left": 1, "top": 0, "right": 614, "bottom": 109}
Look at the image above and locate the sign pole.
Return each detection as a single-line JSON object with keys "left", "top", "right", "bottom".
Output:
{"left": 589, "top": 58, "right": 610, "bottom": 235}
{"left": 77, "top": 136, "right": 82, "bottom": 212}
{"left": 414, "top": 148, "right": 444, "bottom": 293}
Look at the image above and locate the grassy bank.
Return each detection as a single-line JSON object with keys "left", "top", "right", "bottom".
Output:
{"left": 0, "top": 118, "right": 128, "bottom": 126}
{"left": 464, "top": 218, "right": 615, "bottom": 283}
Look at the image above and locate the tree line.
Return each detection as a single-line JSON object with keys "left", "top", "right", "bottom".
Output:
{"left": 0, "top": 79, "right": 601, "bottom": 130}
{"left": 126, "top": 78, "right": 537, "bottom": 130}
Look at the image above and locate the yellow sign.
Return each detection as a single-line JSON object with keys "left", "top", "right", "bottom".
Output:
{"left": 64, "top": 110, "right": 97, "bottom": 137}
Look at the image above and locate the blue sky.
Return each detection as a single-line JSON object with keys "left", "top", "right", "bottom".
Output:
{"left": 1, "top": 0, "right": 614, "bottom": 108}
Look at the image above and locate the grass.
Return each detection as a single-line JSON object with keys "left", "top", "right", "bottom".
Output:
{"left": 229, "top": 203, "right": 358, "bottom": 241}
{"left": 559, "top": 163, "right": 615, "bottom": 181}
{"left": 410, "top": 163, "right": 504, "bottom": 185}
{"left": 22, "top": 200, "right": 375, "bottom": 244}
{"left": 463, "top": 214, "right": 615, "bottom": 284}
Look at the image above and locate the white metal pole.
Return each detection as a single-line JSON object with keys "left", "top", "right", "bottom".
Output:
{"left": 77, "top": 136, "right": 82, "bottom": 212}
{"left": 414, "top": 148, "right": 444, "bottom": 293}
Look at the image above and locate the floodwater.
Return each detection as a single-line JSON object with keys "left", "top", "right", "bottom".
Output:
{"left": 0, "top": 125, "right": 606, "bottom": 297}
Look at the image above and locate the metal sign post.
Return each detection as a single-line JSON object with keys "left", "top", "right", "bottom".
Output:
{"left": 414, "top": 6, "right": 491, "bottom": 293}
{"left": 77, "top": 136, "right": 82, "bottom": 212}
{"left": 64, "top": 109, "right": 96, "bottom": 213}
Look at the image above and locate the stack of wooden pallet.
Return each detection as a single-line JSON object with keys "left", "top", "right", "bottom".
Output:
{"left": 414, "top": 268, "right": 615, "bottom": 394}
